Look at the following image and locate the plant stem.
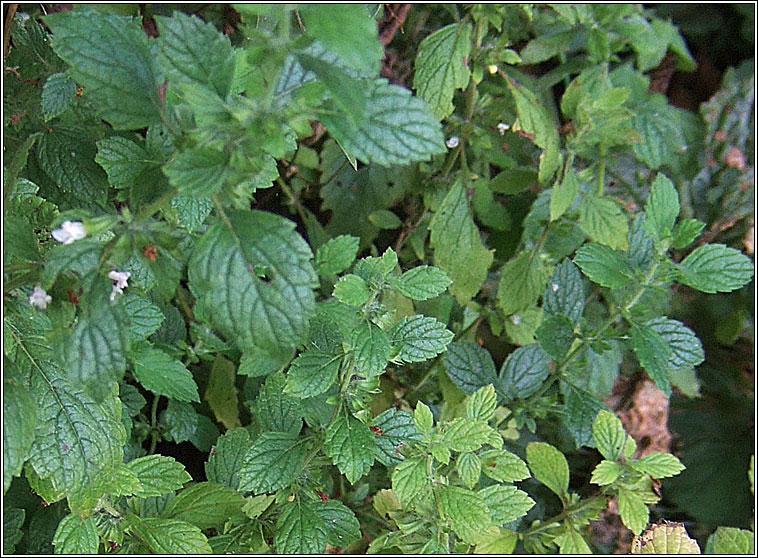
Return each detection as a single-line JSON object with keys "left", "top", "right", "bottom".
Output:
{"left": 520, "top": 495, "right": 606, "bottom": 538}
{"left": 276, "top": 177, "right": 308, "bottom": 223}
{"left": 148, "top": 394, "right": 161, "bottom": 454}
{"left": 596, "top": 146, "right": 607, "bottom": 196}
{"left": 135, "top": 187, "right": 178, "bottom": 223}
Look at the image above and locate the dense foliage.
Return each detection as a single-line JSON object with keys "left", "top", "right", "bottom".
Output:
{"left": 3, "top": 4, "right": 754, "bottom": 554}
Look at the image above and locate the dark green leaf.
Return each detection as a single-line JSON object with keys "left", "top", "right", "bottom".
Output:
{"left": 285, "top": 351, "right": 341, "bottom": 398}
{"left": 315, "top": 235, "right": 360, "bottom": 276}
{"left": 497, "top": 250, "right": 553, "bottom": 315}
{"left": 255, "top": 372, "right": 303, "bottom": 434}
{"left": 163, "top": 400, "right": 198, "bottom": 444}
{"left": 238, "top": 432, "right": 306, "bottom": 494}
{"left": 205, "top": 428, "right": 250, "bottom": 491}
{"left": 443, "top": 340, "right": 498, "bottom": 395}
{"left": 3, "top": 377, "right": 36, "bottom": 493}
{"left": 371, "top": 408, "right": 423, "bottom": 466}
{"left": 574, "top": 243, "right": 635, "bottom": 288}
{"left": 497, "top": 345, "right": 550, "bottom": 400}
{"left": 313, "top": 500, "right": 362, "bottom": 548}
{"left": 128, "top": 517, "right": 212, "bottom": 554}
{"left": 535, "top": 314, "right": 575, "bottom": 360}
{"left": 678, "top": 244, "right": 754, "bottom": 294}
{"left": 325, "top": 408, "right": 377, "bottom": 483}
{"left": 543, "top": 259, "right": 585, "bottom": 323}
{"left": 413, "top": 22, "right": 472, "bottom": 119}
{"left": 52, "top": 514, "right": 99, "bottom": 554}
{"left": 644, "top": 174, "right": 679, "bottom": 243}
{"left": 45, "top": 10, "right": 161, "bottom": 129}
{"left": 479, "top": 484, "right": 535, "bottom": 525}
{"left": 629, "top": 323, "right": 672, "bottom": 395}
{"left": 41, "top": 72, "right": 77, "bottom": 121}
{"left": 163, "top": 482, "right": 246, "bottom": 529}
{"left": 275, "top": 498, "right": 328, "bottom": 554}
{"left": 188, "top": 210, "right": 318, "bottom": 354}
{"left": 351, "top": 322, "right": 391, "bottom": 378}
{"left": 125, "top": 454, "right": 191, "bottom": 497}
{"left": 430, "top": 179, "right": 494, "bottom": 305}
{"left": 390, "top": 315, "right": 453, "bottom": 363}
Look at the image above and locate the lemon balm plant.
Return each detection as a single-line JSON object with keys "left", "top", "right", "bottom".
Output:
{"left": 3, "top": 4, "right": 754, "bottom": 554}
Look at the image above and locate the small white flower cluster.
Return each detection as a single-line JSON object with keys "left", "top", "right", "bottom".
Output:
{"left": 29, "top": 285, "right": 52, "bottom": 309}
{"left": 497, "top": 122, "right": 510, "bottom": 135}
{"left": 109, "top": 270, "right": 131, "bottom": 301}
{"left": 445, "top": 136, "right": 459, "bottom": 149}
{"left": 51, "top": 221, "right": 86, "bottom": 245}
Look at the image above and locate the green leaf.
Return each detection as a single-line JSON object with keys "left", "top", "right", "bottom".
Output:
{"left": 629, "top": 322, "right": 672, "bottom": 395}
{"left": 163, "top": 482, "right": 246, "bottom": 529}
{"left": 155, "top": 11, "right": 234, "bottom": 97}
{"left": 393, "top": 266, "right": 452, "bottom": 301}
{"left": 391, "top": 315, "right": 453, "bottom": 363}
{"left": 371, "top": 408, "right": 423, "bottom": 466}
{"left": 506, "top": 77, "right": 561, "bottom": 184}
{"left": 121, "top": 293, "right": 164, "bottom": 342}
{"left": 285, "top": 350, "right": 341, "bottom": 398}
{"left": 162, "top": 147, "right": 228, "bottom": 198}
{"left": 678, "top": 244, "right": 754, "bottom": 294}
{"left": 574, "top": 243, "right": 635, "bottom": 289}
{"left": 561, "top": 380, "right": 606, "bottom": 448}
{"left": 438, "top": 485, "right": 491, "bottom": 545}
{"left": 315, "top": 235, "right": 360, "bottom": 276}
{"left": 391, "top": 456, "right": 427, "bottom": 507}
{"left": 526, "top": 442, "right": 569, "bottom": 499}
{"left": 480, "top": 449, "right": 531, "bottom": 483}
{"left": 618, "top": 487, "right": 649, "bottom": 535}
{"left": 474, "top": 527, "right": 518, "bottom": 554}
{"left": 4, "top": 507, "right": 25, "bottom": 554}
{"left": 441, "top": 418, "right": 493, "bottom": 452}
{"left": 647, "top": 317, "right": 704, "bottom": 371}
{"left": 45, "top": 10, "right": 161, "bottom": 129}
{"left": 413, "top": 401, "right": 434, "bottom": 436}
{"left": 633, "top": 453, "right": 685, "bottom": 479}
{"left": 41, "top": 238, "right": 103, "bottom": 290}
{"left": 590, "top": 460, "right": 623, "bottom": 485}
{"left": 127, "top": 517, "right": 212, "bottom": 554}
{"left": 325, "top": 407, "right": 377, "bottom": 483}
{"left": 125, "top": 454, "right": 191, "bottom": 497}
{"left": 671, "top": 219, "right": 705, "bottom": 249}
{"left": 535, "top": 314, "right": 575, "bottom": 360}
{"left": 131, "top": 344, "right": 200, "bottom": 402}
{"left": 627, "top": 214, "right": 655, "bottom": 272}
{"left": 631, "top": 521, "right": 701, "bottom": 554}
{"left": 578, "top": 194, "right": 629, "bottom": 250}
{"left": 333, "top": 274, "right": 370, "bottom": 306}
{"left": 543, "top": 259, "right": 585, "bottom": 323}
{"left": 351, "top": 322, "right": 391, "bottom": 378}
{"left": 497, "top": 250, "right": 553, "bottom": 315}
{"left": 36, "top": 130, "right": 109, "bottom": 208}
{"left": 239, "top": 432, "right": 306, "bottom": 494}
{"left": 429, "top": 179, "right": 494, "bottom": 305}
{"left": 188, "top": 210, "right": 317, "bottom": 354}
{"left": 456, "top": 452, "right": 482, "bottom": 489}
{"left": 29, "top": 367, "right": 125, "bottom": 513}
{"left": 168, "top": 193, "right": 213, "bottom": 232}
{"left": 479, "top": 484, "right": 535, "bottom": 525}
{"left": 163, "top": 400, "right": 198, "bottom": 444}
{"left": 300, "top": 5, "right": 383, "bottom": 75}
{"left": 205, "top": 356, "right": 241, "bottom": 429}
{"left": 41, "top": 72, "right": 77, "bottom": 121}
{"left": 3, "top": 377, "right": 36, "bottom": 493}
{"left": 205, "top": 428, "right": 250, "bottom": 490}
{"left": 644, "top": 174, "right": 680, "bottom": 243}
{"left": 320, "top": 79, "right": 445, "bottom": 167}
{"left": 442, "top": 340, "right": 498, "bottom": 395}
{"left": 238, "top": 346, "right": 293, "bottom": 377}
{"left": 413, "top": 22, "right": 472, "bottom": 119}
{"left": 498, "top": 344, "right": 551, "bottom": 400}
{"left": 52, "top": 514, "right": 99, "bottom": 554}
{"left": 555, "top": 527, "right": 593, "bottom": 554}
{"left": 255, "top": 372, "right": 303, "bottom": 434}
{"left": 592, "top": 410, "right": 627, "bottom": 461}
{"left": 368, "top": 209, "right": 403, "bottom": 230}
{"left": 550, "top": 168, "right": 580, "bottom": 221}
{"left": 466, "top": 384, "right": 498, "bottom": 422}
{"left": 61, "top": 302, "right": 128, "bottom": 401}
{"left": 274, "top": 498, "right": 328, "bottom": 554}
{"left": 95, "top": 136, "right": 155, "bottom": 190}
{"left": 314, "top": 500, "right": 362, "bottom": 548}
{"left": 711, "top": 527, "right": 755, "bottom": 555}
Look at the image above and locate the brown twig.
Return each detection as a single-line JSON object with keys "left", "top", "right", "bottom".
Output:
{"left": 379, "top": 4, "right": 410, "bottom": 46}
{"left": 4, "top": 4, "right": 17, "bottom": 61}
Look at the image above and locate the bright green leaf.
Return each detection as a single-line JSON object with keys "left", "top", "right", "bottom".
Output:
{"left": 131, "top": 344, "right": 200, "bottom": 402}
{"left": 163, "top": 482, "right": 246, "bottom": 529}
{"left": 333, "top": 274, "right": 370, "bottom": 306}
{"left": 441, "top": 418, "right": 493, "bottom": 453}
{"left": 618, "top": 487, "right": 649, "bottom": 535}
{"left": 393, "top": 266, "right": 452, "bottom": 301}
{"left": 526, "top": 442, "right": 569, "bottom": 499}
{"left": 497, "top": 250, "right": 554, "bottom": 316}
{"left": 550, "top": 168, "right": 580, "bottom": 221}
{"left": 590, "top": 460, "right": 623, "bottom": 485}
{"left": 391, "top": 315, "right": 453, "bottom": 363}
{"left": 644, "top": 174, "right": 680, "bottom": 243}
{"left": 325, "top": 408, "right": 377, "bottom": 483}
{"left": 574, "top": 243, "right": 635, "bottom": 288}
{"left": 480, "top": 449, "right": 531, "bottom": 483}
{"left": 205, "top": 356, "right": 241, "bottom": 429}
{"left": 125, "top": 454, "right": 191, "bottom": 497}
{"left": 678, "top": 244, "right": 754, "bottom": 294}
{"left": 128, "top": 517, "right": 212, "bottom": 554}
{"left": 315, "top": 235, "right": 360, "bottom": 276}
{"left": 466, "top": 384, "right": 498, "bottom": 422}
{"left": 578, "top": 194, "right": 629, "bottom": 250}
{"left": 238, "top": 432, "right": 306, "bottom": 494}
{"left": 52, "top": 515, "right": 99, "bottom": 555}
{"left": 592, "top": 410, "right": 627, "bottom": 462}
{"left": 391, "top": 456, "right": 427, "bottom": 507}
{"left": 438, "top": 484, "right": 491, "bottom": 545}
{"left": 711, "top": 526, "right": 755, "bottom": 555}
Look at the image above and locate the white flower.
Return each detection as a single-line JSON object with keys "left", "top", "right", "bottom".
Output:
{"left": 29, "top": 285, "right": 52, "bottom": 309}
{"left": 108, "top": 270, "right": 130, "bottom": 301}
{"left": 488, "top": 64, "right": 499, "bottom": 74}
{"left": 51, "top": 221, "right": 86, "bottom": 245}
{"left": 497, "top": 122, "right": 510, "bottom": 135}
{"left": 445, "top": 136, "right": 459, "bottom": 149}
